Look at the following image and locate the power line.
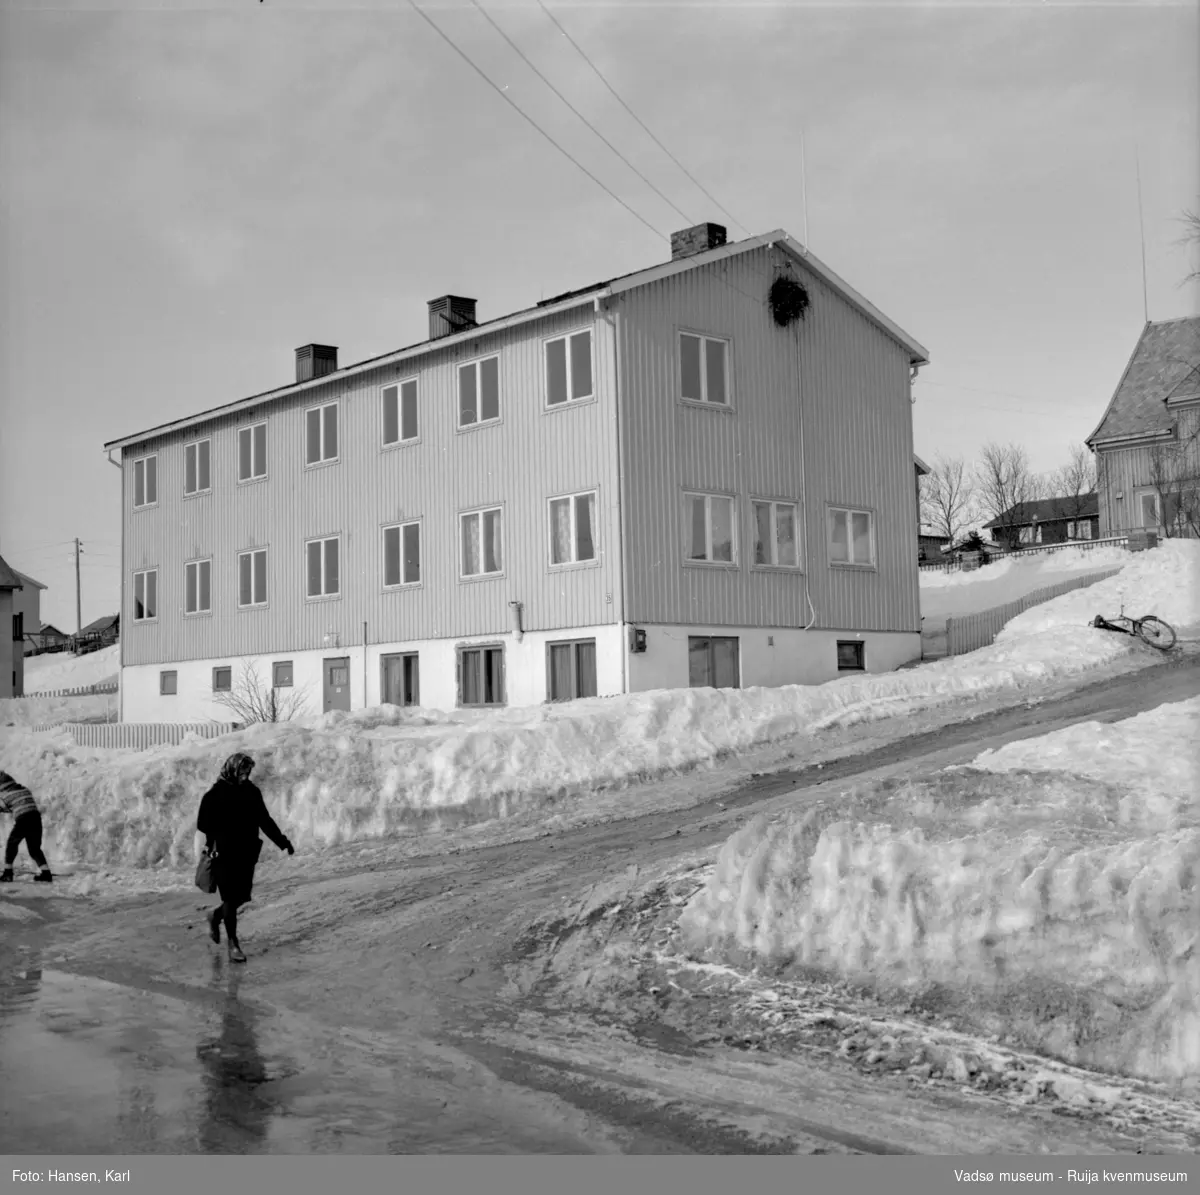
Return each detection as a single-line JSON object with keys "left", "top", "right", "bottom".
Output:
{"left": 469, "top": 0, "right": 697, "bottom": 229}
{"left": 406, "top": 0, "right": 665, "bottom": 243}
{"left": 535, "top": 0, "right": 750, "bottom": 239}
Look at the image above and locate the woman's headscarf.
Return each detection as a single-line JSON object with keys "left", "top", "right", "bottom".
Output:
{"left": 219, "top": 752, "right": 255, "bottom": 786}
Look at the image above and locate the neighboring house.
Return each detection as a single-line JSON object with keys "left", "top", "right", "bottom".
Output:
{"left": 917, "top": 532, "right": 951, "bottom": 563}
{"left": 982, "top": 494, "right": 1101, "bottom": 549}
{"left": 104, "top": 222, "right": 929, "bottom": 722}
{"left": 29, "top": 622, "right": 70, "bottom": 654}
{"left": 1087, "top": 316, "right": 1200, "bottom": 539}
{"left": 12, "top": 570, "right": 47, "bottom": 655}
{"left": 0, "top": 554, "right": 24, "bottom": 697}
{"left": 69, "top": 613, "right": 120, "bottom": 655}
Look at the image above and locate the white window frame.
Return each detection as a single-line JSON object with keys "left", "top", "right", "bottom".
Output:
{"left": 383, "top": 520, "right": 422, "bottom": 588}
{"left": 679, "top": 331, "right": 731, "bottom": 407}
{"left": 1067, "top": 520, "right": 1094, "bottom": 541}
{"left": 237, "top": 547, "right": 268, "bottom": 608}
{"left": 273, "top": 660, "right": 294, "bottom": 688}
{"left": 183, "top": 439, "right": 212, "bottom": 497}
{"left": 184, "top": 558, "right": 212, "bottom": 616}
{"left": 828, "top": 505, "right": 877, "bottom": 568}
{"left": 304, "top": 401, "right": 339, "bottom": 466}
{"left": 548, "top": 490, "right": 598, "bottom": 567}
{"left": 212, "top": 665, "right": 233, "bottom": 693}
{"left": 306, "top": 535, "right": 341, "bottom": 599}
{"left": 460, "top": 506, "right": 504, "bottom": 579}
{"left": 159, "top": 670, "right": 177, "bottom": 696}
{"left": 751, "top": 499, "right": 801, "bottom": 569}
{"left": 458, "top": 356, "right": 501, "bottom": 429}
{"left": 132, "top": 568, "right": 158, "bottom": 622}
{"left": 132, "top": 454, "right": 158, "bottom": 509}
{"left": 544, "top": 329, "right": 594, "bottom": 407}
{"left": 238, "top": 421, "right": 268, "bottom": 483}
{"left": 382, "top": 379, "right": 419, "bottom": 447}
{"left": 684, "top": 491, "right": 737, "bottom": 566}
{"left": 457, "top": 643, "right": 506, "bottom": 708}
{"left": 546, "top": 638, "right": 599, "bottom": 702}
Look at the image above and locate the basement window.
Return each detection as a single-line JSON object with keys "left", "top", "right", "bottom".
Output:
{"left": 159, "top": 670, "right": 177, "bottom": 696}
{"left": 836, "top": 641, "right": 865, "bottom": 672}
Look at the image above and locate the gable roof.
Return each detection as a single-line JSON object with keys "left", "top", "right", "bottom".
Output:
{"left": 38, "top": 623, "right": 67, "bottom": 637}
{"left": 982, "top": 494, "right": 1099, "bottom": 529}
{"left": 77, "top": 613, "right": 119, "bottom": 635}
{"left": 0, "top": 554, "right": 24, "bottom": 590}
{"left": 14, "top": 570, "right": 46, "bottom": 590}
{"left": 1087, "top": 316, "right": 1200, "bottom": 447}
{"left": 103, "top": 229, "right": 929, "bottom": 453}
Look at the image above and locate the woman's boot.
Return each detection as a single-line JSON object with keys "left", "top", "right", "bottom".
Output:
{"left": 227, "top": 940, "right": 247, "bottom": 964}
{"left": 207, "top": 907, "right": 222, "bottom": 943}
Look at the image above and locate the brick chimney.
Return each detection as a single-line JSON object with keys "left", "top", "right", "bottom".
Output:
{"left": 428, "top": 295, "right": 478, "bottom": 340}
{"left": 295, "top": 344, "right": 338, "bottom": 383}
{"left": 670, "top": 223, "right": 727, "bottom": 261}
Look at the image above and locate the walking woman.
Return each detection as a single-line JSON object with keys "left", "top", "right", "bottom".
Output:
{"left": 0, "top": 770, "right": 53, "bottom": 883}
{"left": 197, "top": 752, "right": 294, "bottom": 963}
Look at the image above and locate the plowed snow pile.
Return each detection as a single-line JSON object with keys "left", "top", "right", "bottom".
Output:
{"left": 680, "top": 696, "right": 1200, "bottom": 1082}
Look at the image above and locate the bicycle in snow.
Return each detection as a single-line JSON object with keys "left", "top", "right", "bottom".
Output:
{"left": 1091, "top": 608, "right": 1177, "bottom": 651}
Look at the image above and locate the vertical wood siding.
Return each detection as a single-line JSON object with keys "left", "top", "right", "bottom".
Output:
{"left": 618, "top": 247, "right": 920, "bottom": 633}
{"left": 121, "top": 305, "right": 620, "bottom": 667}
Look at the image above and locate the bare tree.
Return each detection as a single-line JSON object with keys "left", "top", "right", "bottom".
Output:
{"left": 975, "top": 442, "right": 1045, "bottom": 549}
{"left": 1145, "top": 419, "right": 1200, "bottom": 539}
{"left": 213, "top": 660, "right": 310, "bottom": 724}
{"left": 1178, "top": 208, "right": 1200, "bottom": 283}
{"left": 1049, "top": 444, "right": 1099, "bottom": 537}
{"left": 919, "top": 454, "right": 976, "bottom": 545}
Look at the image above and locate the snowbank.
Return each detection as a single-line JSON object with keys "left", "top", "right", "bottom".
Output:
{"left": 23, "top": 644, "right": 120, "bottom": 693}
{"left": 679, "top": 697, "right": 1200, "bottom": 1082}
{"left": 0, "top": 692, "right": 116, "bottom": 730}
{"left": 997, "top": 540, "right": 1200, "bottom": 641}
{"left": 920, "top": 547, "right": 1131, "bottom": 621}
{"left": 0, "top": 623, "right": 1142, "bottom": 874}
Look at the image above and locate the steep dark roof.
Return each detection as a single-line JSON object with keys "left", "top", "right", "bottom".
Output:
{"left": 1087, "top": 316, "right": 1200, "bottom": 445}
{"left": 0, "top": 554, "right": 24, "bottom": 590}
{"left": 13, "top": 570, "right": 46, "bottom": 590}
{"left": 77, "top": 613, "right": 119, "bottom": 635}
{"left": 982, "top": 494, "right": 1099, "bottom": 529}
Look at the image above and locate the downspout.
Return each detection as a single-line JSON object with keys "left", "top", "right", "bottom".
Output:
{"left": 607, "top": 294, "right": 630, "bottom": 696}
{"left": 363, "top": 621, "right": 368, "bottom": 709}
{"left": 792, "top": 316, "right": 817, "bottom": 632}
{"left": 106, "top": 449, "right": 124, "bottom": 723}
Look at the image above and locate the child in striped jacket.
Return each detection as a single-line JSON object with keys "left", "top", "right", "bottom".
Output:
{"left": 0, "top": 770, "right": 53, "bottom": 883}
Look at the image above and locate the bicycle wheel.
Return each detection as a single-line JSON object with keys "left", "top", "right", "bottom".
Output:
{"left": 1137, "top": 616, "right": 1177, "bottom": 651}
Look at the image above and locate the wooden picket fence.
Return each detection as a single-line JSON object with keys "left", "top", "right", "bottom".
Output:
{"left": 25, "top": 680, "right": 119, "bottom": 698}
{"left": 28, "top": 722, "right": 241, "bottom": 751}
{"left": 945, "top": 567, "right": 1124, "bottom": 657}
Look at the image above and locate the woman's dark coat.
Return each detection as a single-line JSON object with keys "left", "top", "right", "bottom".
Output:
{"left": 197, "top": 779, "right": 290, "bottom": 907}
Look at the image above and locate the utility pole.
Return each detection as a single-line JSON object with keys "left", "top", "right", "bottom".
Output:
{"left": 75, "top": 538, "right": 82, "bottom": 634}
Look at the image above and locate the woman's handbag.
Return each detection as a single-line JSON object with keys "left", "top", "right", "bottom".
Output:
{"left": 194, "top": 847, "right": 218, "bottom": 894}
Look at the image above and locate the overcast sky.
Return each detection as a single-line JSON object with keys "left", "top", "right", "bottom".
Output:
{"left": 1, "top": 0, "right": 1197, "bottom": 631}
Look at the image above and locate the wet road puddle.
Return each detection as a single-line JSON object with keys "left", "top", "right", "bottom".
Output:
{"left": 0, "top": 955, "right": 503, "bottom": 1153}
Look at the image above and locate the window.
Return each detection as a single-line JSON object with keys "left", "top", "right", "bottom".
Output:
{"left": 12, "top": 612, "right": 23, "bottom": 643}
{"left": 688, "top": 636, "right": 740, "bottom": 689}
{"left": 238, "top": 548, "right": 268, "bottom": 607}
{"left": 306, "top": 536, "right": 340, "bottom": 598}
{"left": 680, "top": 333, "right": 729, "bottom": 405}
{"left": 238, "top": 422, "right": 267, "bottom": 482}
{"left": 546, "top": 330, "right": 593, "bottom": 406}
{"left": 305, "top": 402, "right": 339, "bottom": 465}
{"left": 212, "top": 666, "right": 232, "bottom": 693}
{"left": 753, "top": 501, "right": 799, "bottom": 567}
{"left": 381, "top": 653, "right": 420, "bottom": 707}
{"left": 459, "top": 357, "right": 500, "bottom": 427}
{"left": 133, "top": 455, "right": 158, "bottom": 508}
{"left": 458, "top": 645, "right": 505, "bottom": 706}
{"left": 183, "top": 439, "right": 211, "bottom": 495}
{"left": 273, "top": 661, "right": 294, "bottom": 688}
{"left": 133, "top": 569, "right": 157, "bottom": 621}
{"left": 1139, "top": 492, "right": 1158, "bottom": 528}
{"left": 837, "top": 640, "right": 865, "bottom": 672}
{"left": 382, "top": 380, "right": 418, "bottom": 445}
{"left": 184, "top": 559, "right": 212, "bottom": 615}
{"left": 547, "top": 639, "right": 597, "bottom": 701}
{"left": 160, "top": 670, "right": 177, "bottom": 696}
{"left": 1067, "top": 520, "right": 1094, "bottom": 541}
{"left": 686, "top": 493, "right": 735, "bottom": 564}
{"left": 828, "top": 507, "right": 875, "bottom": 566}
{"left": 461, "top": 507, "right": 503, "bottom": 577}
{"left": 384, "top": 521, "right": 421, "bottom": 587}
{"left": 549, "top": 491, "right": 597, "bottom": 565}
